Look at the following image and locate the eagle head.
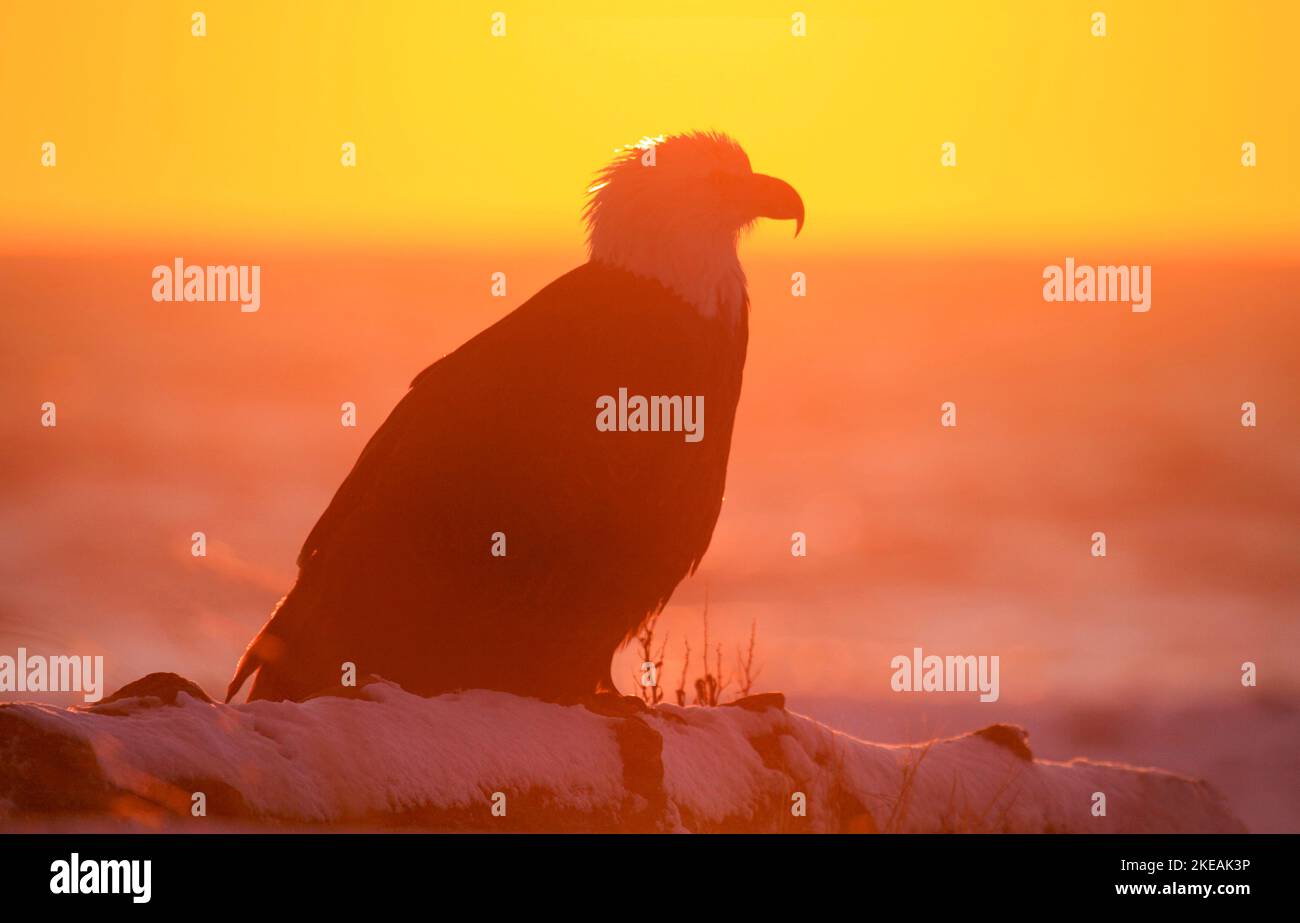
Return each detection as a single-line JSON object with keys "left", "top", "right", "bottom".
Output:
{"left": 585, "top": 131, "right": 804, "bottom": 319}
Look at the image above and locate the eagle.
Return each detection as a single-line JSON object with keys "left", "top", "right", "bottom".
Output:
{"left": 226, "top": 131, "right": 803, "bottom": 704}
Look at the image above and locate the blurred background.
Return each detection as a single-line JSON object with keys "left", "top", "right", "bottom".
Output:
{"left": 1, "top": 1, "right": 1297, "bottom": 830}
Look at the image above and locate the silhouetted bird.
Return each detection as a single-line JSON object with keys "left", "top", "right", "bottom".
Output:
{"left": 227, "top": 132, "right": 803, "bottom": 703}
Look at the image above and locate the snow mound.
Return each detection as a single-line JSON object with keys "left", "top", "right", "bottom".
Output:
{"left": 0, "top": 674, "right": 1245, "bottom": 832}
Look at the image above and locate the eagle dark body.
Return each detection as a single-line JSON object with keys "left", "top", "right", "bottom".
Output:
{"left": 237, "top": 261, "right": 748, "bottom": 702}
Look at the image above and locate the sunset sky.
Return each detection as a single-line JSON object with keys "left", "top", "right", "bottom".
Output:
{"left": 2, "top": 0, "right": 1297, "bottom": 251}
{"left": 1, "top": 2, "right": 1296, "bottom": 722}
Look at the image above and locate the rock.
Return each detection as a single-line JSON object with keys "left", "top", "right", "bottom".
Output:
{"left": 724, "top": 692, "right": 786, "bottom": 712}
{"left": 973, "top": 723, "right": 1034, "bottom": 761}
{"left": 86, "top": 672, "right": 214, "bottom": 715}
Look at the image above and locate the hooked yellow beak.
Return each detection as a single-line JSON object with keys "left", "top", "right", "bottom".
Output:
{"left": 745, "top": 173, "right": 805, "bottom": 236}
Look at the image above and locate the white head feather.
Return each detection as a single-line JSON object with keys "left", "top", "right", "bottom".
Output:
{"left": 585, "top": 132, "right": 757, "bottom": 322}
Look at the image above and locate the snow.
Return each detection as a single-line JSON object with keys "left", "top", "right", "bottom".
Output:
{"left": 10, "top": 682, "right": 624, "bottom": 824}
{"left": 0, "top": 677, "right": 1245, "bottom": 832}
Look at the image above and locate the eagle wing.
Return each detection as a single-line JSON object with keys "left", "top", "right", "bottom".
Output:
{"left": 228, "top": 262, "right": 745, "bottom": 701}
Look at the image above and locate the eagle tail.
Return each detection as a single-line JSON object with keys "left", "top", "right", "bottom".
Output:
{"left": 225, "top": 592, "right": 299, "bottom": 703}
{"left": 224, "top": 643, "right": 262, "bottom": 703}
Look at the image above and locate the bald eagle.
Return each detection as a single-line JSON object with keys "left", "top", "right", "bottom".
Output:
{"left": 226, "top": 132, "right": 803, "bottom": 703}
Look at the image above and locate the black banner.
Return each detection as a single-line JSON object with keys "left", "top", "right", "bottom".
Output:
{"left": 0, "top": 833, "right": 1291, "bottom": 908}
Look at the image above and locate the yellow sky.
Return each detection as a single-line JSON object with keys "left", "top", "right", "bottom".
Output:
{"left": 1, "top": 0, "right": 1296, "bottom": 251}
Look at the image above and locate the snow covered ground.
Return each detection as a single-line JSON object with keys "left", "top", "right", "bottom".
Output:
{"left": 0, "top": 674, "right": 1244, "bottom": 833}
{"left": 799, "top": 694, "right": 1298, "bottom": 834}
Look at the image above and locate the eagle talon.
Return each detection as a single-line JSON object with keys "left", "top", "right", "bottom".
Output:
{"left": 571, "top": 692, "right": 650, "bottom": 718}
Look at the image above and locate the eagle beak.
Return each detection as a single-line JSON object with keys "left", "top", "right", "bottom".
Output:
{"left": 747, "top": 173, "right": 805, "bottom": 237}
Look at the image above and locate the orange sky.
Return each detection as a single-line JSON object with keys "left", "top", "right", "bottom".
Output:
{"left": 1, "top": 3, "right": 1297, "bottom": 707}
{"left": 1, "top": 0, "right": 1297, "bottom": 252}
{"left": 3, "top": 248, "right": 1296, "bottom": 705}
